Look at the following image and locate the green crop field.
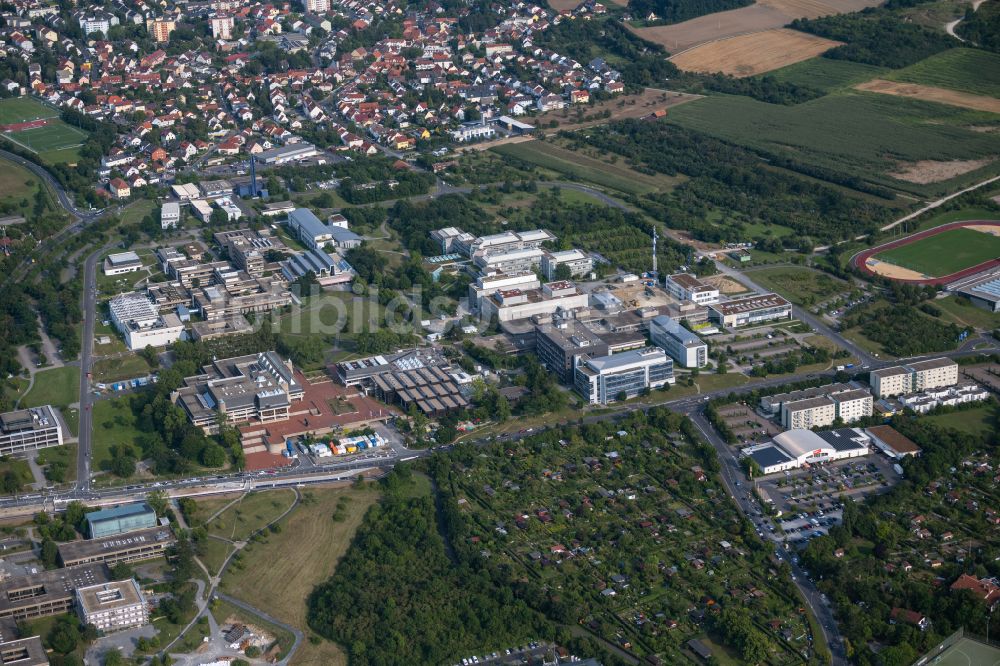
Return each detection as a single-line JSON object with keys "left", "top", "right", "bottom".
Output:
{"left": 874, "top": 227, "right": 1000, "bottom": 277}
{"left": 6, "top": 122, "right": 87, "bottom": 154}
{"left": 0, "top": 97, "right": 57, "bottom": 125}
{"left": 889, "top": 48, "right": 1000, "bottom": 99}
{"left": 768, "top": 58, "right": 888, "bottom": 94}
{"left": 667, "top": 92, "right": 1000, "bottom": 196}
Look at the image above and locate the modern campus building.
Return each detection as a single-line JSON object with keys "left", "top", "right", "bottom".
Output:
{"left": 648, "top": 315, "right": 708, "bottom": 368}
{"left": 103, "top": 251, "right": 143, "bottom": 276}
{"left": 468, "top": 272, "right": 540, "bottom": 312}
{"left": 85, "top": 503, "right": 158, "bottom": 539}
{"left": 664, "top": 273, "right": 720, "bottom": 306}
{"left": 540, "top": 249, "right": 593, "bottom": 280}
{"left": 285, "top": 208, "right": 361, "bottom": 251}
{"left": 742, "top": 428, "right": 870, "bottom": 475}
{"left": 76, "top": 579, "right": 148, "bottom": 633}
{"left": 0, "top": 636, "right": 48, "bottom": 666}
{"left": 781, "top": 388, "right": 873, "bottom": 430}
{"left": 708, "top": 293, "right": 792, "bottom": 329}
{"left": 58, "top": 527, "right": 175, "bottom": 567}
{"left": 172, "top": 352, "right": 304, "bottom": 432}
{"left": 473, "top": 247, "right": 545, "bottom": 275}
{"left": 869, "top": 358, "right": 959, "bottom": 398}
{"left": 535, "top": 321, "right": 608, "bottom": 382}
{"left": 108, "top": 293, "right": 184, "bottom": 351}
{"left": 478, "top": 281, "right": 589, "bottom": 323}
{"left": 953, "top": 273, "right": 1000, "bottom": 312}
{"left": 0, "top": 406, "right": 63, "bottom": 456}
{"left": 0, "top": 564, "right": 107, "bottom": 621}
{"left": 574, "top": 346, "right": 674, "bottom": 405}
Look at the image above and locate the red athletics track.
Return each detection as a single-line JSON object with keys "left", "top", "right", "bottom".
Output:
{"left": 852, "top": 220, "right": 1000, "bottom": 285}
{"left": 1, "top": 118, "right": 50, "bottom": 132}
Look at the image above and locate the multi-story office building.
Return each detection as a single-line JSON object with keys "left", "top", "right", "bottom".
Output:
{"left": 0, "top": 406, "right": 63, "bottom": 456}
{"left": 574, "top": 347, "right": 674, "bottom": 405}
{"left": 86, "top": 503, "right": 158, "bottom": 539}
{"left": 173, "top": 352, "right": 303, "bottom": 432}
{"left": 541, "top": 250, "right": 593, "bottom": 280}
{"left": 708, "top": 294, "right": 792, "bottom": 329}
{"left": 108, "top": 293, "right": 184, "bottom": 351}
{"left": 664, "top": 273, "right": 720, "bottom": 306}
{"left": 76, "top": 579, "right": 148, "bottom": 633}
{"left": 535, "top": 321, "right": 608, "bottom": 383}
{"left": 0, "top": 564, "right": 107, "bottom": 621}
{"left": 869, "top": 357, "right": 959, "bottom": 397}
{"left": 648, "top": 315, "right": 708, "bottom": 368}
{"left": 59, "top": 527, "right": 175, "bottom": 568}
{"left": 468, "top": 272, "right": 540, "bottom": 312}
{"left": 0, "top": 636, "right": 48, "bottom": 666}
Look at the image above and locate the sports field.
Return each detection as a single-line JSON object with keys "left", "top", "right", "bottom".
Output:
{"left": 0, "top": 97, "right": 57, "bottom": 125}
{"left": 5, "top": 122, "right": 88, "bottom": 153}
{"left": 874, "top": 227, "right": 1000, "bottom": 277}
{"left": 924, "top": 636, "right": 1000, "bottom": 666}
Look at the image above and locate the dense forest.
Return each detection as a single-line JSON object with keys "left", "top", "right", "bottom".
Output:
{"left": 627, "top": 0, "right": 752, "bottom": 24}
{"left": 790, "top": 12, "right": 956, "bottom": 67}
{"left": 956, "top": 0, "right": 1000, "bottom": 52}
{"left": 575, "top": 121, "right": 893, "bottom": 245}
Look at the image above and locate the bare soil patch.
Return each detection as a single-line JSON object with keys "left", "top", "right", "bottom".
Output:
{"left": 855, "top": 79, "right": 1000, "bottom": 113}
{"left": 669, "top": 29, "right": 840, "bottom": 76}
{"left": 548, "top": 0, "right": 581, "bottom": 10}
{"left": 534, "top": 87, "right": 701, "bottom": 132}
{"left": 865, "top": 257, "right": 929, "bottom": 281}
{"left": 703, "top": 274, "right": 752, "bottom": 294}
{"left": 890, "top": 158, "right": 995, "bottom": 184}
{"left": 628, "top": 0, "right": 880, "bottom": 53}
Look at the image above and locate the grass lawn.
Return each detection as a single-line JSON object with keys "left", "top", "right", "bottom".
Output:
{"left": 768, "top": 58, "right": 889, "bottom": 95}
{"left": 924, "top": 401, "right": 998, "bottom": 438}
{"left": 889, "top": 48, "right": 1000, "bottom": 100}
{"left": 205, "top": 489, "right": 296, "bottom": 542}
{"left": 492, "top": 140, "right": 681, "bottom": 195}
{"left": 62, "top": 407, "right": 78, "bottom": 437}
{"left": 91, "top": 397, "right": 145, "bottom": 474}
{"left": 0, "top": 156, "right": 43, "bottom": 210}
{"left": 37, "top": 146, "right": 81, "bottom": 165}
{"left": 0, "top": 97, "right": 57, "bottom": 124}
{"left": 6, "top": 121, "right": 87, "bottom": 154}
{"left": 210, "top": 597, "right": 297, "bottom": 661}
{"left": 91, "top": 354, "right": 153, "bottom": 383}
{"left": 21, "top": 366, "right": 79, "bottom": 409}
{"left": 935, "top": 295, "right": 1000, "bottom": 330}
{"left": 120, "top": 199, "right": 155, "bottom": 225}
{"left": 0, "top": 457, "right": 33, "bottom": 493}
{"left": 748, "top": 267, "right": 848, "bottom": 306}
{"left": 874, "top": 227, "right": 1000, "bottom": 277}
{"left": 221, "top": 484, "right": 380, "bottom": 666}
{"left": 200, "top": 537, "right": 234, "bottom": 577}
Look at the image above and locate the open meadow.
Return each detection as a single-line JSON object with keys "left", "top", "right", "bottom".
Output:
{"left": 669, "top": 29, "right": 840, "bottom": 76}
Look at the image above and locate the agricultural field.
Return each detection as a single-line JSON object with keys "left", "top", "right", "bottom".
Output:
{"left": 627, "top": 0, "right": 881, "bottom": 53}
{"left": 492, "top": 139, "right": 683, "bottom": 195}
{"left": 669, "top": 29, "right": 840, "bottom": 77}
{"left": 667, "top": 92, "right": 1000, "bottom": 195}
{"left": 221, "top": 485, "right": 380, "bottom": 666}
{"left": 887, "top": 48, "right": 1000, "bottom": 99}
{"left": 873, "top": 227, "right": 1000, "bottom": 277}
{"left": 747, "top": 266, "right": 849, "bottom": 306}
{"left": 855, "top": 79, "right": 1000, "bottom": 114}
{"left": 0, "top": 97, "right": 57, "bottom": 125}
{"left": 768, "top": 58, "right": 888, "bottom": 94}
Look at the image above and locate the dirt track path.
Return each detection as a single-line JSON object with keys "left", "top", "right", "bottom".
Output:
{"left": 945, "top": 0, "right": 986, "bottom": 40}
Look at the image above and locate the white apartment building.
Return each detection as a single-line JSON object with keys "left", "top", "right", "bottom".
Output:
{"left": 209, "top": 13, "right": 234, "bottom": 39}
{"left": 869, "top": 358, "right": 959, "bottom": 397}
{"left": 574, "top": 347, "right": 674, "bottom": 405}
{"left": 781, "top": 388, "right": 872, "bottom": 430}
{"left": 76, "top": 579, "right": 148, "bottom": 633}
{"left": 160, "top": 202, "right": 180, "bottom": 229}
{"left": 648, "top": 315, "right": 708, "bottom": 368}
{"left": 541, "top": 249, "right": 593, "bottom": 280}
{"left": 664, "top": 273, "right": 720, "bottom": 305}
{"left": 109, "top": 293, "right": 184, "bottom": 351}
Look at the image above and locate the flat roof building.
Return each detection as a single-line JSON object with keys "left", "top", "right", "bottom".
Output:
{"left": 0, "top": 564, "right": 107, "bottom": 622}
{"left": 708, "top": 293, "right": 791, "bottom": 329}
{"left": 0, "top": 636, "right": 48, "bottom": 666}
{"left": 85, "top": 503, "right": 157, "bottom": 539}
{"left": 0, "top": 406, "right": 63, "bottom": 456}
{"left": 535, "top": 321, "right": 608, "bottom": 383}
{"left": 665, "top": 273, "right": 719, "bottom": 306}
{"left": 781, "top": 388, "right": 872, "bottom": 430}
{"left": 541, "top": 249, "right": 593, "bottom": 281}
{"left": 258, "top": 142, "right": 318, "bottom": 165}
{"left": 649, "top": 315, "right": 708, "bottom": 368}
{"left": 468, "top": 271, "right": 540, "bottom": 312}
{"left": 574, "top": 346, "right": 674, "bottom": 405}
{"left": 76, "top": 579, "right": 147, "bottom": 633}
{"left": 865, "top": 424, "right": 921, "bottom": 458}
{"left": 108, "top": 293, "right": 184, "bottom": 351}
{"left": 58, "top": 527, "right": 174, "bottom": 568}
{"left": 286, "top": 208, "right": 361, "bottom": 251}
{"left": 479, "top": 281, "right": 589, "bottom": 323}
{"left": 870, "top": 358, "right": 959, "bottom": 398}
{"left": 160, "top": 201, "right": 180, "bottom": 229}
{"left": 103, "top": 251, "right": 143, "bottom": 276}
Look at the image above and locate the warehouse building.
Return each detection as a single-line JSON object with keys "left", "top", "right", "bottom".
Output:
{"left": 708, "top": 293, "right": 791, "bottom": 329}
{"left": 865, "top": 424, "right": 921, "bottom": 458}
{"left": 870, "top": 358, "right": 959, "bottom": 398}
{"left": 0, "top": 564, "right": 107, "bottom": 621}
{"left": 108, "top": 293, "right": 184, "bottom": 351}
{"left": 0, "top": 406, "right": 63, "bottom": 456}
{"left": 76, "top": 579, "right": 147, "bottom": 633}
{"left": 574, "top": 346, "right": 674, "bottom": 405}
{"left": 86, "top": 503, "right": 158, "bottom": 539}
{"left": 58, "top": 527, "right": 175, "bottom": 568}
{"left": 0, "top": 636, "right": 48, "bottom": 666}
{"left": 742, "top": 428, "right": 870, "bottom": 475}
{"left": 257, "top": 142, "right": 318, "bottom": 165}
{"left": 649, "top": 315, "right": 708, "bottom": 368}
{"left": 664, "top": 273, "right": 719, "bottom": 306}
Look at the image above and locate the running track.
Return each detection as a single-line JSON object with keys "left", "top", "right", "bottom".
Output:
{"left": 1, "top": 118, "right": 50, "bottom": 132}
{"left": 852, "top": 220, "right": 1000, "bottom": 285}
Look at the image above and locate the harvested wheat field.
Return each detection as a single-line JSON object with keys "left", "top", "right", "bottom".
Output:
{"left": 856, "top": 79, "right": 1000, "bottom": 114}
{"left": 670, "top": 29, "right": 840, "bottom": 76}
{"left": 890, "top": 158, "right": 995, "bottom": 184}
{"left": 629, "top": 0, "right": 880, "bottom": 53}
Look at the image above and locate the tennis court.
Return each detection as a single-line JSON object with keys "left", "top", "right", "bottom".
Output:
{"left": 927, "top": 636, "right": 1000, "bottom": 666}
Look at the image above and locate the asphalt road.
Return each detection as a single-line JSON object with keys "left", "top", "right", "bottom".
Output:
{"left": 76, "top": 244, "right": 110, "bottom": 491}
